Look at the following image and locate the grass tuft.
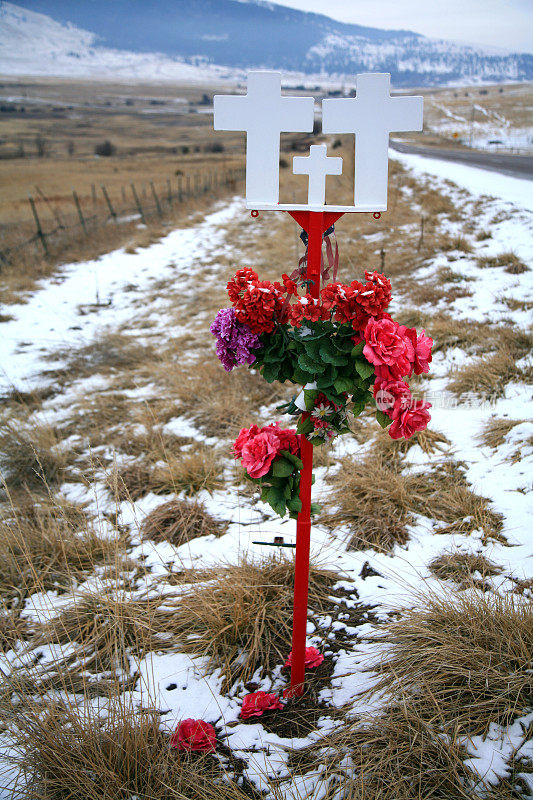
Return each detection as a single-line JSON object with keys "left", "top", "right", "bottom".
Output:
{"left": 367, "top": 591, "right": 533, "bottom": 735}
{"left": 0, "top": 418, "right": 69, "bottom": 492}
{"left": 9, "top": 701, "right": 257, "bottom": 800}
{"left": 140, "top": 498, "right": 227, "bottom": 545}
{"left": 429, "top": 550, "right": 503, "bottom": 587}
{"left": 477, "top": 251, "right": 529, "bottom": 274}
{"left": 477, "top": 416, "right": 528, "bottom": 449}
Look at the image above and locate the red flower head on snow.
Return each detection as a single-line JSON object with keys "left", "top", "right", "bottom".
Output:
{"left": 240, "top": 691, "right": 283, "bottom": 720}
{"left": 170, "top": 719, "right": 216, "bottom": 752}
{"left": 388, "top": 401, "right": 431, "bottom": 440}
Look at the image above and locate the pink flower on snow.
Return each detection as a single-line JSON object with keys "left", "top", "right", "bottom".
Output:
{"left": 170, "top": 719, "right": 216, "bottom": 752}
{"left": 363, "top": 317, "right": 415, "bottom": 380}
{"left": 240, "top": 691, "right": 283, "bottom": 719}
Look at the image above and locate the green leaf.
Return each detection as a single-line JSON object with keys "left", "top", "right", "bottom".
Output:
{"left": 376, "top": 409, "right": 393, "bottom": 428}
{"left": 262, "top": 362, "right": 281, "bottom": 383}
{"left": 292, "top": 367, "right": 312, "bottom": 385}
{"left": 351, "top": 341, "right": 364, "bottom": 357}
{"left": 334, "top": 376, "right": 355, "bottom": 394}
{"left": 296, "top": 416, "right": 314, "bottom": 435}
{"left": 279, "top": 449, "right": 303, "bottom": 469}
{"left": 287, "top": 496, "right": 302, "bottom": 514}
{"left": 272, "top": 458, "right": 295, "bottom": 478}
{"left": 310, "top": 502, "right": 321, "bottom": 516}
{"left": 319, "top": 343, "right": 349, "bottom": 366}
{"left": 354, "top": 359, "right": 375, "bottom": 380}
{"left": 304, "top": 388, "right": 318, "bottom": 411}
{"left": 352, "top": 400, "right": 366, "bottom": 417}
{"left": 298, "top": 352, "right": 325, "bottom": 375}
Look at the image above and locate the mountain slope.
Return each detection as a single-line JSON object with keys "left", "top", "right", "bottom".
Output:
{"left": 2, "top": 0, "right": 533, "bottom": 85}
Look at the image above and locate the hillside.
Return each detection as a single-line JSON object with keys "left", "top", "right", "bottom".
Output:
{"left": 2, "top": 0, "right": 533, "bottom": 85}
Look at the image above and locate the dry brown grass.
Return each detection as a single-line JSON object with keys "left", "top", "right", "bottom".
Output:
{"left": 8, "top": 700, "right": 258, "bottom": 800}
{"left": 323, "top": 454, "right": 504, "bottom": 550}
{"left": 429, "top": 550, "right": 503, "bottom": 587}
{"left": 140, "top": 498, "right": 227, "bottom": 545}
{"left": 53, "top": 331, "right": 160, "bottom": 380}
{"left": 477, "top": 251, "right": 530, "bottom": 274}
{"left": 158, "top": 359, "right": 289, "bottom": 439}
{"left": 288, "top": 704, "right": 480, "bottom": 800}
{"left": 477, "top": 417, "right": 529, "bottom": 449}
{"left": 447, "top": 349, "right": 531, "bottom": 400}
{"left": 109, "top": 448, "right": 224, "bottom": 501}
{"left": 373, "top": 426, "right": 451, "bottom": 457}
{"left": 0, "top": 418, "right": 69, "bottom": 493}
{"left": 168, "top": 555, "right": 340, "bottom": 688}
{"left": 0, "top": 494, "right": 121, "bottom": 600}
{"left": 367, "top": 591, "right": 533, "bottom": 735}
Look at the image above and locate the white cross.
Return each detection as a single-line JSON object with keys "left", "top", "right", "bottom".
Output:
{"left": 322, "top": 73, "right": 423, "bottom": 208}
{"left": 293, "top": 144, "right": 343, "bottom": 207}
{"left": 214, "top": 72, "right": 314, "bottom": 206}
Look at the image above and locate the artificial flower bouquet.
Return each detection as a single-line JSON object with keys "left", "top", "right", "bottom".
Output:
{"left": 232, "top": 422, "right": 320, "bottom": 518}
{"left": 211, "top": 267, "right": 433, "bottom": 444}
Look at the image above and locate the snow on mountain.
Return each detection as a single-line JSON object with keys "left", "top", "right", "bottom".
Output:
{"left": 1, "top": 0, "right": 532, "bottom": 86}
{"left": 0, "top": 2, "right": 242, "bottom": 83}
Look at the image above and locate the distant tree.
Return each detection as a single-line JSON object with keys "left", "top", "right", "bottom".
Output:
{"left": 95, "top": 140, "right": 116, "bottom": 157}
{"left": 279, "top": 158, "right": 288, "bottom": 169}
{"left": 199, "top": 93, "right": 211, "bottom": 105}
{"left": 67, "top": 140, "right": 75, "bottom": 156}
{"left": 205, "top": 142, "right": 224, "bottom": 153}
{"left": 332, "top": 138, "right": 342, "bottom": 149}
{"left": 181, "top": 146, "right": 190, "bottom": 155}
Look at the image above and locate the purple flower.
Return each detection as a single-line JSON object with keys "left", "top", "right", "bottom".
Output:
{"left": 210, "top": 308, "right": 262, "bottom": 371}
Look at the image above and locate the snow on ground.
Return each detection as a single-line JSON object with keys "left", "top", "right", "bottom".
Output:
{"left": 0, "top": 156, "right": 532, "bottom": 796}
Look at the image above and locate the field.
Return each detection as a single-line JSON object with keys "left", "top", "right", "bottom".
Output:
{"left": 0, "top": 76, "right": 532, "bottom": 799}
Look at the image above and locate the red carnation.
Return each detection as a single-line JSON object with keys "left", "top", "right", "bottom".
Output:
{"left": 356, "top": 271, "right": 392, "bottom": 317}
{"left": 282, "top": 273, "right": 299, "bottom": 296}
{"left": 170, "top": 719, "right": 216, "bottom": 752}
{"left": 227, "top": 268, "right": 259, "bottom": 304}
{"left": 264, "top": 422, "right": 300, "bottom": 455}
{"left": 240, "top": 691, "right": 283, "bottom": 719}
{"left": 284, "top": 646, "right": 324, "bottom": 669}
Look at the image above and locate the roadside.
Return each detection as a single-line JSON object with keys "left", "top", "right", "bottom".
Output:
{"left": 391, "top": 139, "right": 533, "bottom": 181}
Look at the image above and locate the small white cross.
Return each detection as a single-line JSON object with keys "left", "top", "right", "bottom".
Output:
{"left": 322, "top": 73, "right": 423, "bottom": 208}
{"left": 214, "top": 72, "right": 314, "bottom": 206}
{"left": 293, "top": 144, "right": 343, "bottom": 207}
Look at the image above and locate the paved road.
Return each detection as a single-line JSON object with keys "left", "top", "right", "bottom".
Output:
{"left": 390, "top": 140, "right": 533, "bottom": 181}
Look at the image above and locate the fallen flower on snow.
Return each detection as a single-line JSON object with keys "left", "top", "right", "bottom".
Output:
{"left": 284, "top": 646, "right": 324, "bottom": 669}
{"left": 170, "top": 718, "right": 217, "bottom": 752}
{"left": 240, "top": 691, "right": 284, "bottom": 719}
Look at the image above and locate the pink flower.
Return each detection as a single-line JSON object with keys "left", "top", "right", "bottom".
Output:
{"left": 389, "top": 402, "right": 431, "bottom": 440}
{"left": 363, "top": 318, "right": 414, "bottom": 380}
{"left": 374, "top": 378, "right": 412, "bottom": 418}
{"left": 233, "top": 424, "right": 261, "bottom": 459}
{"left": 241, "top": 430, "right": 279, "bottom": 479}
{"left": 170, "top": 719, "right": 216, "bottom": 752}
{"left": 413, "top": 330, "right": 433, "bottom": 375}
{"left": 284, "top": 646, "right": 324, "bottom": 669}
{"left": 240, "top": 691, "right": 283, "bottom": 719}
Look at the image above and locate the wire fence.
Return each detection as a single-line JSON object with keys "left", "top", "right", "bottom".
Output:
{"left": 0, "top": 165, "right": 245, "bottom": 268}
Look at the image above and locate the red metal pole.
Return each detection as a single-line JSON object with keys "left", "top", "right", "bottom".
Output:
{"left": 287, "top": 211, "right": 323, "bottom": 698}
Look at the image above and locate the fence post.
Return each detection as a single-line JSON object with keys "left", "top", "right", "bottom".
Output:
{"left": 167, "top": 178, "right": 172, "bottom": 208}
{"left": 28, "top": 194, "right": 48, "bottom": 255}
{"left": 150, "top": 181, "right": 163, "bottom": 217}
{"left": 131, "top": 183, "right": 146, "bottom": 224}
{"left": 121, "top": 185, "right": 126, "bottom": 203}
{"left": 186, "top": 175, "right": 191, "bottom": 197}
{"left": 35, "top": 185, "right": 64, "bottom": 230}
{"left": 417, "top": 216, "right": 425, "bottom": 252}
{"left": 72, "top": 190, "right": 87, "bottom": 235}
{"left": 380, "top": 248, "right": 385, "bottom": 271}
{"left": 91, "top": 183, "right": 97, "bottom": 207}
{"left": 178, "top": 174, "right": 183, "bottom": 202}
{"left": 101, "top": 184, "right": 117, "bottom": 222}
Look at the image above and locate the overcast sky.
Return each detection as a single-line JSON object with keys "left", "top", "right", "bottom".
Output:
{"left": 269, "top": 0, "right": 533, "bottom": 54}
